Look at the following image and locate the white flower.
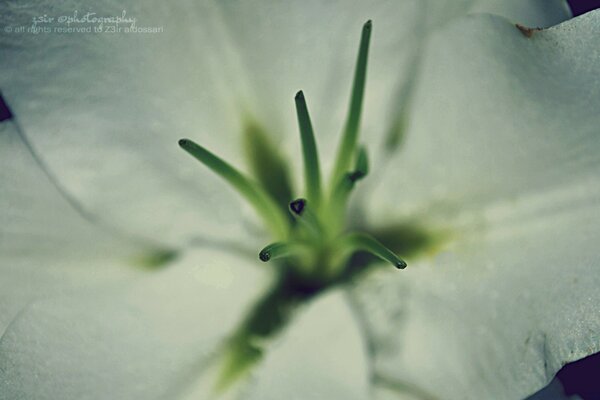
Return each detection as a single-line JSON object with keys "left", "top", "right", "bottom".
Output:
{"left": 1, "top": 1, "right": 599, "bottom": 399}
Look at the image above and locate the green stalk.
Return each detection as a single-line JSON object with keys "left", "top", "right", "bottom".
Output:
{"left": 295, "top": 91, "right": 322, "bottom": 206}
{"left": 338, "top": 232, "right": 407, "bottom": 269}
{"left": 179, "top": 139, "right": 289, "bottom": 238}
{"left": 288, "top": 198, "right": 323, "bottom": 239}
{"left": 258, "top": 241, "right": 305, "bottom": 262}
{"left": 330, "top": 20, "right": 372, "bottom": 186}
{"left": 327, "top": 146, "right": 369, "bottom": 233}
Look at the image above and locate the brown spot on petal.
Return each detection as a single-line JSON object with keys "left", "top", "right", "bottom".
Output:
{"left": 516, "top": 23, "right": 542, "bottom": 38}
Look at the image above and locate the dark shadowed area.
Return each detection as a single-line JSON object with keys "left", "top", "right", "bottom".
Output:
{"left": 568, "top": 0, "right": 600, "bottom": 15}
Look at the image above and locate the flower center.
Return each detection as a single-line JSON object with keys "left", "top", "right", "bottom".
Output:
{"left": 177, "top": 20, "right": 439, "bottom": 393}
{"left": 179, "top": 20, "right": 405, "bottom": 286}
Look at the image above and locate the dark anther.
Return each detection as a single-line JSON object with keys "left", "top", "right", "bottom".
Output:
{"left": 259, "top": 251, "right": 271, "bottom": 262}
{"left": 348, "top": 171, "right": 366, "bottom": 182}
{"left": 289, "top": 198, "right": 306, "bottom": 215}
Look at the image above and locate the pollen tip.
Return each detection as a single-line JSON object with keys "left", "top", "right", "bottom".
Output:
{"left": 396, "top": 260, "right": 407, "bottom": 269}
{"left": 295, "top": 90, "right": 304, "bottom": 100}
{"left": 289, "top": 198, "right": 306, "bottom": 215}
{"left": 364, "top": 20, "right": 372, "bottom": 29}
{"left": 348, "top": 171, "right": 365, "bottom": 182}
{"left": 259, "top": 251, "right": 271, "bottom": 262}
{"left": 515, "top": 23, "right": 540, "bottom": 38}
{"left": 178, "top": 138, "right": 190, "bottom": 147}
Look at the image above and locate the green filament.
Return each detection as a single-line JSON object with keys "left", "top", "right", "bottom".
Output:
{"left": 259, "top": 242, "right": 304, "bottom": 262}
{"left": 338, "top": 232, "right": 407, "bottom": 269}
{"left": 329, "top": 146, "right": 369, "bottom": 225}
{"left": 179, "top": 139, "right": 289, "bottom": 238}
{"left": 295, "top": 91, "right": 322, "bottom": 206}
{"left": 288, "top": 198, "right": 323, "bottom": 239}
{"left": 330, "top": 20, "right": 372, "bottom": 185}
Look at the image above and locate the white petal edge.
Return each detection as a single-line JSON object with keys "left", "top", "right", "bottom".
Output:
{"left": 355, "top": 180, "right": 600, "bottom": 399}
{"left": 371, "top": 10, "right": 600, "bottom": 229}
{"left": 359, "top": 11, "right": 600, "bottom": 399}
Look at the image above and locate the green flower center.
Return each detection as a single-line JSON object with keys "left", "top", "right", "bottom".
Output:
{"left": 178, "top": 20, "right": 440, "bottom": 392}
{"left": 179, "top": 20, "right": 404, "bottom": 281}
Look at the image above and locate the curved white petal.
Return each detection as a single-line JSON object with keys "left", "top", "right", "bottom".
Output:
{"left": 0, "top": 247, "right": 269, "bottom": 400}
{"left": 0, "top": 4, "right": 576, "bottom": 396}
{"left": 215, "top": 0, "right": 570, "bottom": 173}
{"left": 0, "top": 1, "right": 569, "bottom": 245}
{"left": 354, "top": 182, "right": 600, "bottom": 399}
{"left": 371, "top": 11, "right": 599, "bottom": 222}
{"left": 0, "top": 1, "right": 252, "bottom": 245}
{"left": 0, "top": 118, "right": 148, "bottom": 335}
{"left": 465, "top": 0, "right": 569, "bottom": 27}
{"left": 243, "top": 290, "right": 369, "bottom": 400}
{"left": 357, "top": 11, "right": 600, "bottom": 399}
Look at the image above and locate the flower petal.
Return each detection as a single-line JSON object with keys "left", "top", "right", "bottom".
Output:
{"left": 242, "top": 290, "right": 369, "bottom": 400}
{"left": 0, "top": 247, "right": 268, "bottom": 400}
{"left": 0, "top": 117, "right": 148, "bottom": 335}
{"left": 356, "top": 11, "right": 600, "bottom": 399}
{"left": 354, "top": 182, "right": 600, "bottom": 399}
{"left": 214, "top": 0, "right": 570, "bottom": 171}
{"left": 0, "top": 1, "right": 569, "bottom": 246}
{"left": 371, "top": 11, "right": 598, "bottom": 222}
{"left": 0, "top": 1, "right": 253, "bottom": 245}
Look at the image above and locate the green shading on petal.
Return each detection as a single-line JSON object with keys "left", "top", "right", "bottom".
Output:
{"left": 131, "top": 248, "right": 178, "bottom": 270}
{"left": 369, "top": 222, "right": 450, "bottom": 259}
{"left": 383, "top": 108, "right": 409, "bottom": 153}
{"left": 338, "top": 232, "right": 407, "bottom": 269}
{"left": 243, "top": 120, "right": 295, "bottom": 216}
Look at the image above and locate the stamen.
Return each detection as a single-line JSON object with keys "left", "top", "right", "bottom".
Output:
{"left": 339, "top": 232, "right": 407, "bottom": 269}
{"left": 289, "top": 198, "right": 306, "bottom": 215}
{"left": 330, "top": 20, "right": 372, "bottom": 185}
{"left": 295, "top": 91, "right": 322, "bottom": 206}
{"left": 331, "top": 174, "right": 358, "bottom": 209}
{"left": 288, "top": 198, "right": 322, "bottom": 238}
{"left": 330, "top": 146, "right": 369, "bottom": 213}
{"left": 259, "top": 241, "right": 304, "bottom": 262}
{"left": 179, "top": 139, "right": 289, "bottom": 238}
